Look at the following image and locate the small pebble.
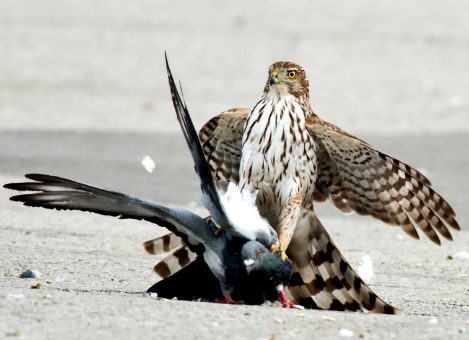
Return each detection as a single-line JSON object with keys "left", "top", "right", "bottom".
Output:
{"left": 275, "top": 319, "right": 284, "bottom": 324}
{"left": 30, "top": 283, "right": 41, "bottom": 289}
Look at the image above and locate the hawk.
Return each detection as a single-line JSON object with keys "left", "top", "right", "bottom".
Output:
{"left": 196, "top": 61, "right": 460, "bottom": 313}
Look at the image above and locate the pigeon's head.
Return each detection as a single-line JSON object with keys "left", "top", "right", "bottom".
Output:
{"left": 240, "top": 241, "right": 270, "bottom": 274}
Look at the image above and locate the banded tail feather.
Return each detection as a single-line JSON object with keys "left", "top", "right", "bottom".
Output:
{"left": 152, "top": 244, "right": 197, "bottom": 280}
{"left": 143, "top": 233, "right": 185, "bottom": 255}
{"left": 286, "top": 212, "right": 402, "bottom": 314}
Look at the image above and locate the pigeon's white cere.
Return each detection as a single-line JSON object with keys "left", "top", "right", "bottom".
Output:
{"left": 141, "top": 155, "right": 156, "bottom": 173}
{"left": 357, "top": 255, "right": 375, "bottom": 284}
{"left": 220, "top": 183, "right": 273, "bottom": 240}
{"left": 244, "top": 259, "right": 255, "bottom": 267}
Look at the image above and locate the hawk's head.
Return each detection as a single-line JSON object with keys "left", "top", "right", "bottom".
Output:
{"left": 263, "top": 62, "right": 309, "bottom": 99}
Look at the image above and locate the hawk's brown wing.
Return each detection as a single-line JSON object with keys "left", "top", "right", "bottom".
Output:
{"left": 307, "top": 116, "right": 460, "bottom": 245}
{"left": 199, "top": 108, "right": 249, "bottom": 184}
{"left": 199, "top": 110, "right": 459, "bottom": 245}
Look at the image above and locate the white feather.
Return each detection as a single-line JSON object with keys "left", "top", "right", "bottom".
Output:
{"left": 454, "top": 251, "right": 469, "bottom": 259}
{"left": 220, "top": 182, "right": 273, "bottom": 241}
{"left": 357, "top": 255, "right": 375, "bottom": 284}
{"left": 141, "top": 155, "right": 155, "bottom": 173}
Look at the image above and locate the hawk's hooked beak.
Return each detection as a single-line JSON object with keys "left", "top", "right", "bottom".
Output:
{"left": 244, "top": 259, "right": 255, "bottom": 274}
{"left": 269, "top": 70, "right": 281, "bottom": 86}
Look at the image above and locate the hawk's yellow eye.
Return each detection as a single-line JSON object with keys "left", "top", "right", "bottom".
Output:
{"left": 287, "top": 71, "right": 296, "bottom": 79}
{"left": 257, "top": 249, "right": 262, "bottom": 256}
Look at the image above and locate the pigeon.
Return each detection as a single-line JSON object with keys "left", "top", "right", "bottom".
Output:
{"left": 4, "top": 55, "right": 295, "bottom": 307}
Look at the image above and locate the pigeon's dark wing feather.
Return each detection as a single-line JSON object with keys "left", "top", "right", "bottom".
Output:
{"left": 4, "top": 174, "right": 218, "bottom": 254}
{"left": 165, "top": 55, "right": 234, "bottom": 232}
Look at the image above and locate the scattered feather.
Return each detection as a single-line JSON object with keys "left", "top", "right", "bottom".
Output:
{"left": 322, "top": 316, "right": 336, "bottom": 322}
{"left": 19, "top": 269, "right": 41, "bottom": 279}
{"left": 141, "top": 155, "right": 156, "bottom": 173}
{"left": 55, "top": 273, "right": 71, "bottom": 282}
{"left": 428, "top": 317, "right": 438, "bottom": 324}
{"left": 339, "top": 329, "right": 354, "bottom": 337}
{"left": 357, "top": 255, "right": 375, "bottom": 284}
{"left": 454, "top": 251, "right": 469, "bottom": 259}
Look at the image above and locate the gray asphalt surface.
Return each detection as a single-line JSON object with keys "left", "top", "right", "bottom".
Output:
{"left": 1, "top": 1, "right": 469, "bottom": 339}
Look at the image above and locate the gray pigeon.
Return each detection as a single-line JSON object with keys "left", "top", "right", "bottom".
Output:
{"left": 4, "top": 55, "right": 295, "bottom": 307}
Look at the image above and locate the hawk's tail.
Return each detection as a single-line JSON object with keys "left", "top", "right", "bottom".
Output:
{"left": 147, "top": 253, "right": 223, "bottom": 301}
{"left": 143, "top": 233, "right": 185, "bottom": 256}
{"left": 150, "top": 244, "right": 197, "bottom": 280}
{"left": 286, "top": 212, "right": 403, "bottom": 314}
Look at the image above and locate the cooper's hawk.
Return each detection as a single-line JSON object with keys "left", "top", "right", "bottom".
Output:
{"left": 197, "top": 62, "right": 459, "bottom": 313}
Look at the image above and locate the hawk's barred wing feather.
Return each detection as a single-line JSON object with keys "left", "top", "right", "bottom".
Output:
{"left": 307, "top": 116, "right": 459, "bottom": 245}
{"left": 199, "top": 109, "right": 248, "bottom": 184}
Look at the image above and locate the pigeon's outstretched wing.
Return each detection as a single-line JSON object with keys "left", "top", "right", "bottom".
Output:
{"left": 4, "top": 174, "right": 216, "bottom": 255}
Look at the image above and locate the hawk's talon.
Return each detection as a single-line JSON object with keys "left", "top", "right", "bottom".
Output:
{"left": 214, "top": 227, "right": 222, "bottom": 237}
{"left": 278, "top": 242, "right": 288, "bottom": 261}
{"left": 271, "top": 244, "right": 280, "bottom": 253}
{"left": 281, "top": 250, "right": 288, "bottom": 261}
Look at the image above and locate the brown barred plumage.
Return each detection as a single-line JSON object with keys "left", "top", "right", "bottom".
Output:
{"left": 195, "top": 62, "right": 459, "bottom": 314}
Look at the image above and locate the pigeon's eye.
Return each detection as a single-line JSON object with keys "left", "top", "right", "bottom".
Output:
{"left": 257, "top": 249, "right": 262, "bottom": 256}
{"left": 287, "top": 71, "right": 296, "bottom": 79}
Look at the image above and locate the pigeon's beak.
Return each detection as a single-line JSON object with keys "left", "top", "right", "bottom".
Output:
{"left": 269, "top": 70, "right": 281, "bottom": 86}
{"left": 244, "top": 259, "right": 255, "bottom": 274}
